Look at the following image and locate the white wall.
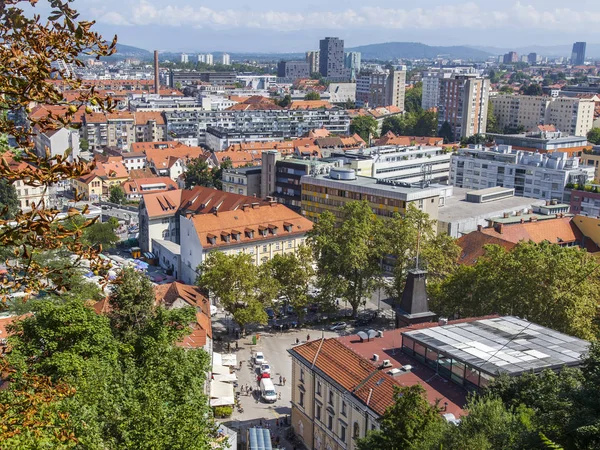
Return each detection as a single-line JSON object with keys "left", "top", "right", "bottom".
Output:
{"left": 179, "top": 216, "right": 204, "bottom": 284}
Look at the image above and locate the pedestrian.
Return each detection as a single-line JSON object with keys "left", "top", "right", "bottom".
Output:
{"left": 235, "top": 341, "right": 239, "bottom": 350}
{"left": 283, "top": 377, "right": 286, "bottom": 386}
{"left": 279, "top": 375, "right": 283, "bottom": 385}
{"left": 295, "top": 337, "right": 300, "bottom": 344}
{"left": 239, "top": 360, "right": 243, "bottom": 369}
{"left": 276, "top": 418, "right": 279, "bottom": 427}
{"left": 307, "top": 334, "right": 310, "bottom": 341}
{"left": 278, "top": 392, "right": 281, "bottom": 400}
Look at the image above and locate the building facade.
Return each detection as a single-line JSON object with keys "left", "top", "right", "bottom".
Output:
{"left": 421, "top": 68, "right": 476, "bottom": 111}
{"left": 571, "top": 42, "right": 587, "bottom": 66}
{"left": 344, "top": 52, "right": 361, "bottom": 80}
{"left": 222, "top": 166, "right": 262, "bottom": 197}
{"left": 306, "top": 51, "right": 320, "bottom": 74}
{"left": 278, "top": 61, "right": 310, "bottom": 80}
{"left": 221, "top": 53, "right": 231, "bottom": 65}
{"left": 301, "top": 168, "right": 446, "bottom": 222}
{"left": 355, "top": 70, "right": 406, "bottom": 109}
{"left": 438, "top": 74, "right": 490, "bottom": 139}
{"left": 490, "top": 95, "right": 595, "bottom": 136}
{"left": 319, "top": 37, "right": 347, "bottom": 80}
{"left": 503, "top": 51, "right": 518, "bottom": 63}
{"left": 450, "top": 145, "right": 594, "bottom": 202}
{"left": 33, "top": 127, "right": 80, "bottom": 163}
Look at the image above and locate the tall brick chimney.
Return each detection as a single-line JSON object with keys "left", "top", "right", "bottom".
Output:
{"left": 153, "top": 50, "right": 159, "bottom": 94}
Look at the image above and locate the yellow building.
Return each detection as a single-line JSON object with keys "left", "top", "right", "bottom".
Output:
{"left": 71, "top": 173, "right": 103, "bottom": 201}
{"left": 301, "top": 168, "right": 445, "bottom": 222}
{"left": 580, "top": 153, "right": 600, "bottom": 182}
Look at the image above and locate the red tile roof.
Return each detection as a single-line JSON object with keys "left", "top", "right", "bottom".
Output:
{"left": 145, "top": 146, "right": 207, "bottom": 171}
{"left": 456, "top": 231, "right": 517, "bottom": 265}
{"left": 121, "top": 177, "right": 178, "bottom": 196}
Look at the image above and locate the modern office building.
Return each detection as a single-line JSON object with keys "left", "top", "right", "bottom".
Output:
{"left": 438, "top": 74, "right": 490, "bottom": 139}
{"left": 301, "top": 168, "right": 448, "bottom": 222}
{"left": 490, "top": 95, "right": 595, "bottom": 137}
{"left": 450, "top": 145, "right": 594, "bottom": 202}
{"left": 571, "top": 42, "right": 587, "bottom": 66}
{"left": 355, "top": 69, "right": 406, "bottom": 109}
{"left": 319, "top": 37, "right": 348, "bottom": 80}
{"left": 277, "top": 61, "right": 310, "bottom": 80}
{"left": 306, "top": 51, "right": 320, "bottom": 74}
{"left": 344, "top": 52, "right": 361, "bottom": 80}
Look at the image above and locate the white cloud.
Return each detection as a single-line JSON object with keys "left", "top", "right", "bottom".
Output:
{"left": 95, "top": 1, "right": 600, "bottom": 33}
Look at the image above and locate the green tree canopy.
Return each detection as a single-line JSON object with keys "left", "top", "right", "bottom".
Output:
{"left": 304, "top": 91, "right": 321, "bottom": 100}
{"left": 523, "top": 83, "right": 544, "bottom": 96}
{"left": 439, "top": 121, "right": 455, "bottom": 144}
{"left": 486, "top": 101, "right": 500, "bottom": 134}
{"left": 0, "top": 178, "right": 19, "bottom": 219}
{"left": 108, "top": 184, "right": 125, "bottom": 204}
{"left": 83, "top": 219, "right": 119, "bottom": 250}
{"left": 277, "top": 94, "right": 292, "bottom": 108}
{"left": 308, "top": 201, "right": 384, "bottom": 316}
{"left": 405, "top": 82, "right": 423, "bottom": 113}
{"left": 431, "top": 242, "right": 600, "bottom": 340}
{"left": 197, "top": 252, "right": 271, "bottom": 332}
{"left": 381, "top": 110, "right": 438, "bottom": 137}
{"left": 211, "top": 158, "right": 233, "bottom": 191}
{"left": 183, "top": 157, "right": 214, "bottom": 189}
{"left": 350, "top": 115, "right": 379, "bottom": 143}
{"left": 587, "top": 128, "right": 600, "bottom": 145}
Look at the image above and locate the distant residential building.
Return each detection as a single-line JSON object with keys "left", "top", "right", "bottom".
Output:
{"left": 344, "top": 52, "right": 361, "bottom": 80}
{"left": 301, "top": 168, "right": 448, "bottom": 222}
{"left": 222, "top": 166, "right": 262, "bottom": 197}
{"left": 5, "top": 154, "right": 50, "bottom": 210}
{"left": 121, "top": 176, "right": 178, "bottom": 200}
{"left": 168, "top": 71, "right": 236, "bottom": 87}
{"left": 319, "top": 37, "right": 348, "bottom": 80}
{"left": 571, "top": 42, "right": 587, "bottom": 66}
{"left": 32, "top": 126, "right": 80, "bottom": 163}
{"left": 205, "top": 54, "right": 214, "bottom": 65}
{"left": 277, "top": 61, "right": 310, "bottom": 80}
{"left": 355, "top": 69, "right": 406, "bottom": 109}
{"left": 326, "top": 83, "right": 356, "bottom": 104}
{"left": 180, "top": 54, "right": 189, "bottom": 64}
{"left": 527, "top": 52, "right": 538, "bottom": 64}
{"left": 121, "top": 152, "right": 147, "bottom": 172}
{"left": 305, "top": 51, "right": 320, "bottom": 74}
{"left": 421, "top": 68, "right": 478, "bottom": 111}
{"left": 490, "top": 95, "right": 595, "bottom": 137}
{"left": 503, "top": 51, "right": 518, "bottom": 64}
{"left": 569, "top": 186, "right": 600, "bottom": 217}
{"left": 450, "top": 145, "right": 594, "bottom": 202}
{"left": 489, "top": 129, "right": 590, "bottom": 156}
{"left": 438, "top": 74, "right": 490, "bottom": 139}
{"left": 144, "top": 144, "right": 208, "bottom": 181}
{"left": 197, "top": 54, "right": 205, "bottom": 63}
{"left": 221, "top": 53, "right": 231, "bottom": 65}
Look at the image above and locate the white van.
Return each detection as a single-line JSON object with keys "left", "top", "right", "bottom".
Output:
{"left": 260, "top": 378, "right": 277, "bottom": 403}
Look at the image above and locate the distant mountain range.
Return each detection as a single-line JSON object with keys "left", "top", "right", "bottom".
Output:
{"left": 346, "top": 42, "right": 492, "bottom": 61}
{"left": 472, "top": 44, "right": 600, "bottom": 59}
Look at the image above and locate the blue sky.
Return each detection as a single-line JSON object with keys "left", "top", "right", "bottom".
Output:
{"left": 52, "top": 0, "right": 600, "bottom": 52}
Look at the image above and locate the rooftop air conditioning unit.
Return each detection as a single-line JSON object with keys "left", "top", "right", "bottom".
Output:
{"left": 382, "top": 360, "right": 392, "bottom": 368}
{"left": 372, "top": 354, "right": 379, "bottom": 362}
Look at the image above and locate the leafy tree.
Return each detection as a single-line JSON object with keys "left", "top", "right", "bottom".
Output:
{"left": 381, "top": 111, "right": 438, "bottom": 137}
{"left": 439, "top": 121, "right": 455, "bottom": 144}
{"left": 304, "top": 91, "right": 321, "bottom": 100}
{"left": 344, "top": 99, "right": 356, "bottom": 109}
{"left": 405, "top": 81, "right": 423, "bottom": 113}
{"left": 523, "top": 83, "right": 544, "bottom": 96}
{"left": 211, "top": 158, "right": 233, "bottom": 191}
{"left": 499, "top": 85, "right": 514, "bottom": 94}
{"left": 413, "top": 110, "right": 437, "bottom": 136}
{"left": 383, "top": 205, "right": 460, "bottom": 304}
{"left": 587, "top": 128, "right": 600, "bottom": 145}
{"left": 264, "top": 245, "right": 314, "bottom": 321}
{"left": 79, "top": 138, "right": 89, "bottom": 151}
{"left": 486, "top": 101, "right": 500, "bottom": 134}
{"left": 0, "top": 178, "right": 19, "bottom": 219}
{"left": 441, "top": 396, "right": 535, "bottom": 450}
{"left": 108, "top": 184, "right": 125, "bottom": 204}
{"left": 83, "top": 219, "right": 119, "bottom": 249}
{"left": 197, "top": 252, "right": 270, "bottom": 332}
{"left": 0, "top": 0, "right": 118, "bottom": 298}
{"left": 184, "top": 157, "right": 214, "bottom": 189}
{"left": 277, "top": 94, "right": 292, "bottom": 108}
{"left": 431, "top": 242, "right": 600, "bottom": 339}
{"left": 460, "top": 134, "right": 488, "bottom": 147}
{"left": 308, "top": 201, "right": 383, "bottom": 316}
{"left": 350, "top": 115, "right": 379, "bottom": 143}
{"left": 356, "top": 385, "right": 444, "bottom": 450}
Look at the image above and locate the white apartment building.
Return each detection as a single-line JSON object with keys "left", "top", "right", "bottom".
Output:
{"left": 490, "top": 95, "right": 595, "bottom": 136}
{"left": 339, "top": 145, "right": 452, "bottom": 184}
{"left": 197, "top": 54, "right": 205, "bottom": 63}
{"left": 221, "top": 53, "right": 231, "bottom": 66}
{"left": 180, "top": 54, "right": 189, "bottom": 64}
{"left": 421, "top": 67, "right": 477, "bottom": 111}
{"left": 205, "top": 54, "right": 214, "bottom": 65}
{"left": 450, "top": 145, "right": 594, "bottom": 202}
{"left": 33, "top": 127, "right": 80, "bottom": 163}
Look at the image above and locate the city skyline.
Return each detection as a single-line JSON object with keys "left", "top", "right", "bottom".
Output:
{"left": 39, "top": 1, "right": 600, "bottom": 52}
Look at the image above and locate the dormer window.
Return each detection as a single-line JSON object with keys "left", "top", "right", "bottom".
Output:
{"left": 283, "top": 222, "right": 293, "bottom": 232}
{"left": 259, "top": 226, "right": 268, "bottom": 237}
{"left": 245, "top": 228, "right": 254, "bottom": 239}
{"left": 232, "top": 230, "right": 241, "bottom": 241}
{"left": 207, "top": 234, "right": 217, "bottom": 245}
{"left": 269, "top": 225, "right": 278, "bottom": 235}
{"left": 221, "top": 231, "right": 230, "bottom": 243}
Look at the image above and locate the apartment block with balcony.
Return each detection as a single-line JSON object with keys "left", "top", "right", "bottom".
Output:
{"left": 450, "top": 145, "right": 594, "bottom": 202}
{"left": 221, "top": 166, "right": 262, "bottom": 197}
{"left": 355, "top": 69, "right": 406, "bottom": 109}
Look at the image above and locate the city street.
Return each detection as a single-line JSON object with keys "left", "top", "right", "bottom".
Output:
{"left": 217, "top": 327, "right": 342, "bottom": 449}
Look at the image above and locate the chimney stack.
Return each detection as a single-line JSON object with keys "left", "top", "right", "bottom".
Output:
{"left": 477, "top": 224, "right": 483, "bottom": 232}
{"left": 153, "top": 50, "right": 159, "bottom": 95}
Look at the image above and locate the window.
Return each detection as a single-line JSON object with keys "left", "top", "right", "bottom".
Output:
{"left": 300, "top": 369, "right": 304, "bottom": 383}
{"left": 299, "top": 391, "right": 304, "bottom": 407}
{"left": 316, "top": 404, "right": 321, "bottom": 421}
{"left": 328, "top": 391, "right": 334, "bottom": 405}
{"left": 353, "top": 422, "right": 360, "bottom": 439}
{"left": 317, "top": 382, "right": 322, "bottom": 396}
{"left": 288, "top": 241, "right": 293, "bottom": 248}
{"left": 262, "top": 245, "right": 268, "bottom": 252}
{"left": 327, "top": 415, "right": 333, "bottom": 430}
{"left": 341, "top": 401, "right": 347, "bottom": 416}
{"left": 340, "top": 424, "right": 346, "bottom": 442}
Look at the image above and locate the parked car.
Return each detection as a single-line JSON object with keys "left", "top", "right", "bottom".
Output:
{"left": 260, "top": 363, "right": 271, "bottom": 375}
{"left": 254, "top": 352, "right": 265, "bottom": 366}
{"left": 266, "top": 308, "right": 275, "bottom": 319}
{"left": 330, "top": 322, "right": 347, "bottom": 331}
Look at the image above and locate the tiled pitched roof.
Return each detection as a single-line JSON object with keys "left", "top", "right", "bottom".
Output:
{"left": 145, "top": 146, "right": 207, "bottom": 170}
{"left": 457, "top": 231, "right": 517, "bottom": 265}
{"left": 375, "top": 133, "right": 444, "bottom": 147}
{"left": 134, "top": 111, "right": 165, "bottom": 125}
{"left": 226, "top": 96, "right": 282, "bottom": 111}
{"left": 130, "top": 141, "right": 185, "bottom": 152}
{"left": 289, "top": 100, "right": 333, "bottom": 110}
{"left": 121, "top": 177, "right": 178, "bottom": 195}
{"left": 482, "top": 217, "right": 584, "bottom": 245}
{"left": 129, "top": 168, "right": 155, "bottom": 179}
{"left": 214, "top": 150, "right": 262, "bottom": 167}
{"left": 94, "top": 159, "right": 129, "bottom": 180}
{"left": 142, "top": 185, "right": 264, "bottom": 219}
{"left": 190, "top": 203, "right": 313, "bottom": 249}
